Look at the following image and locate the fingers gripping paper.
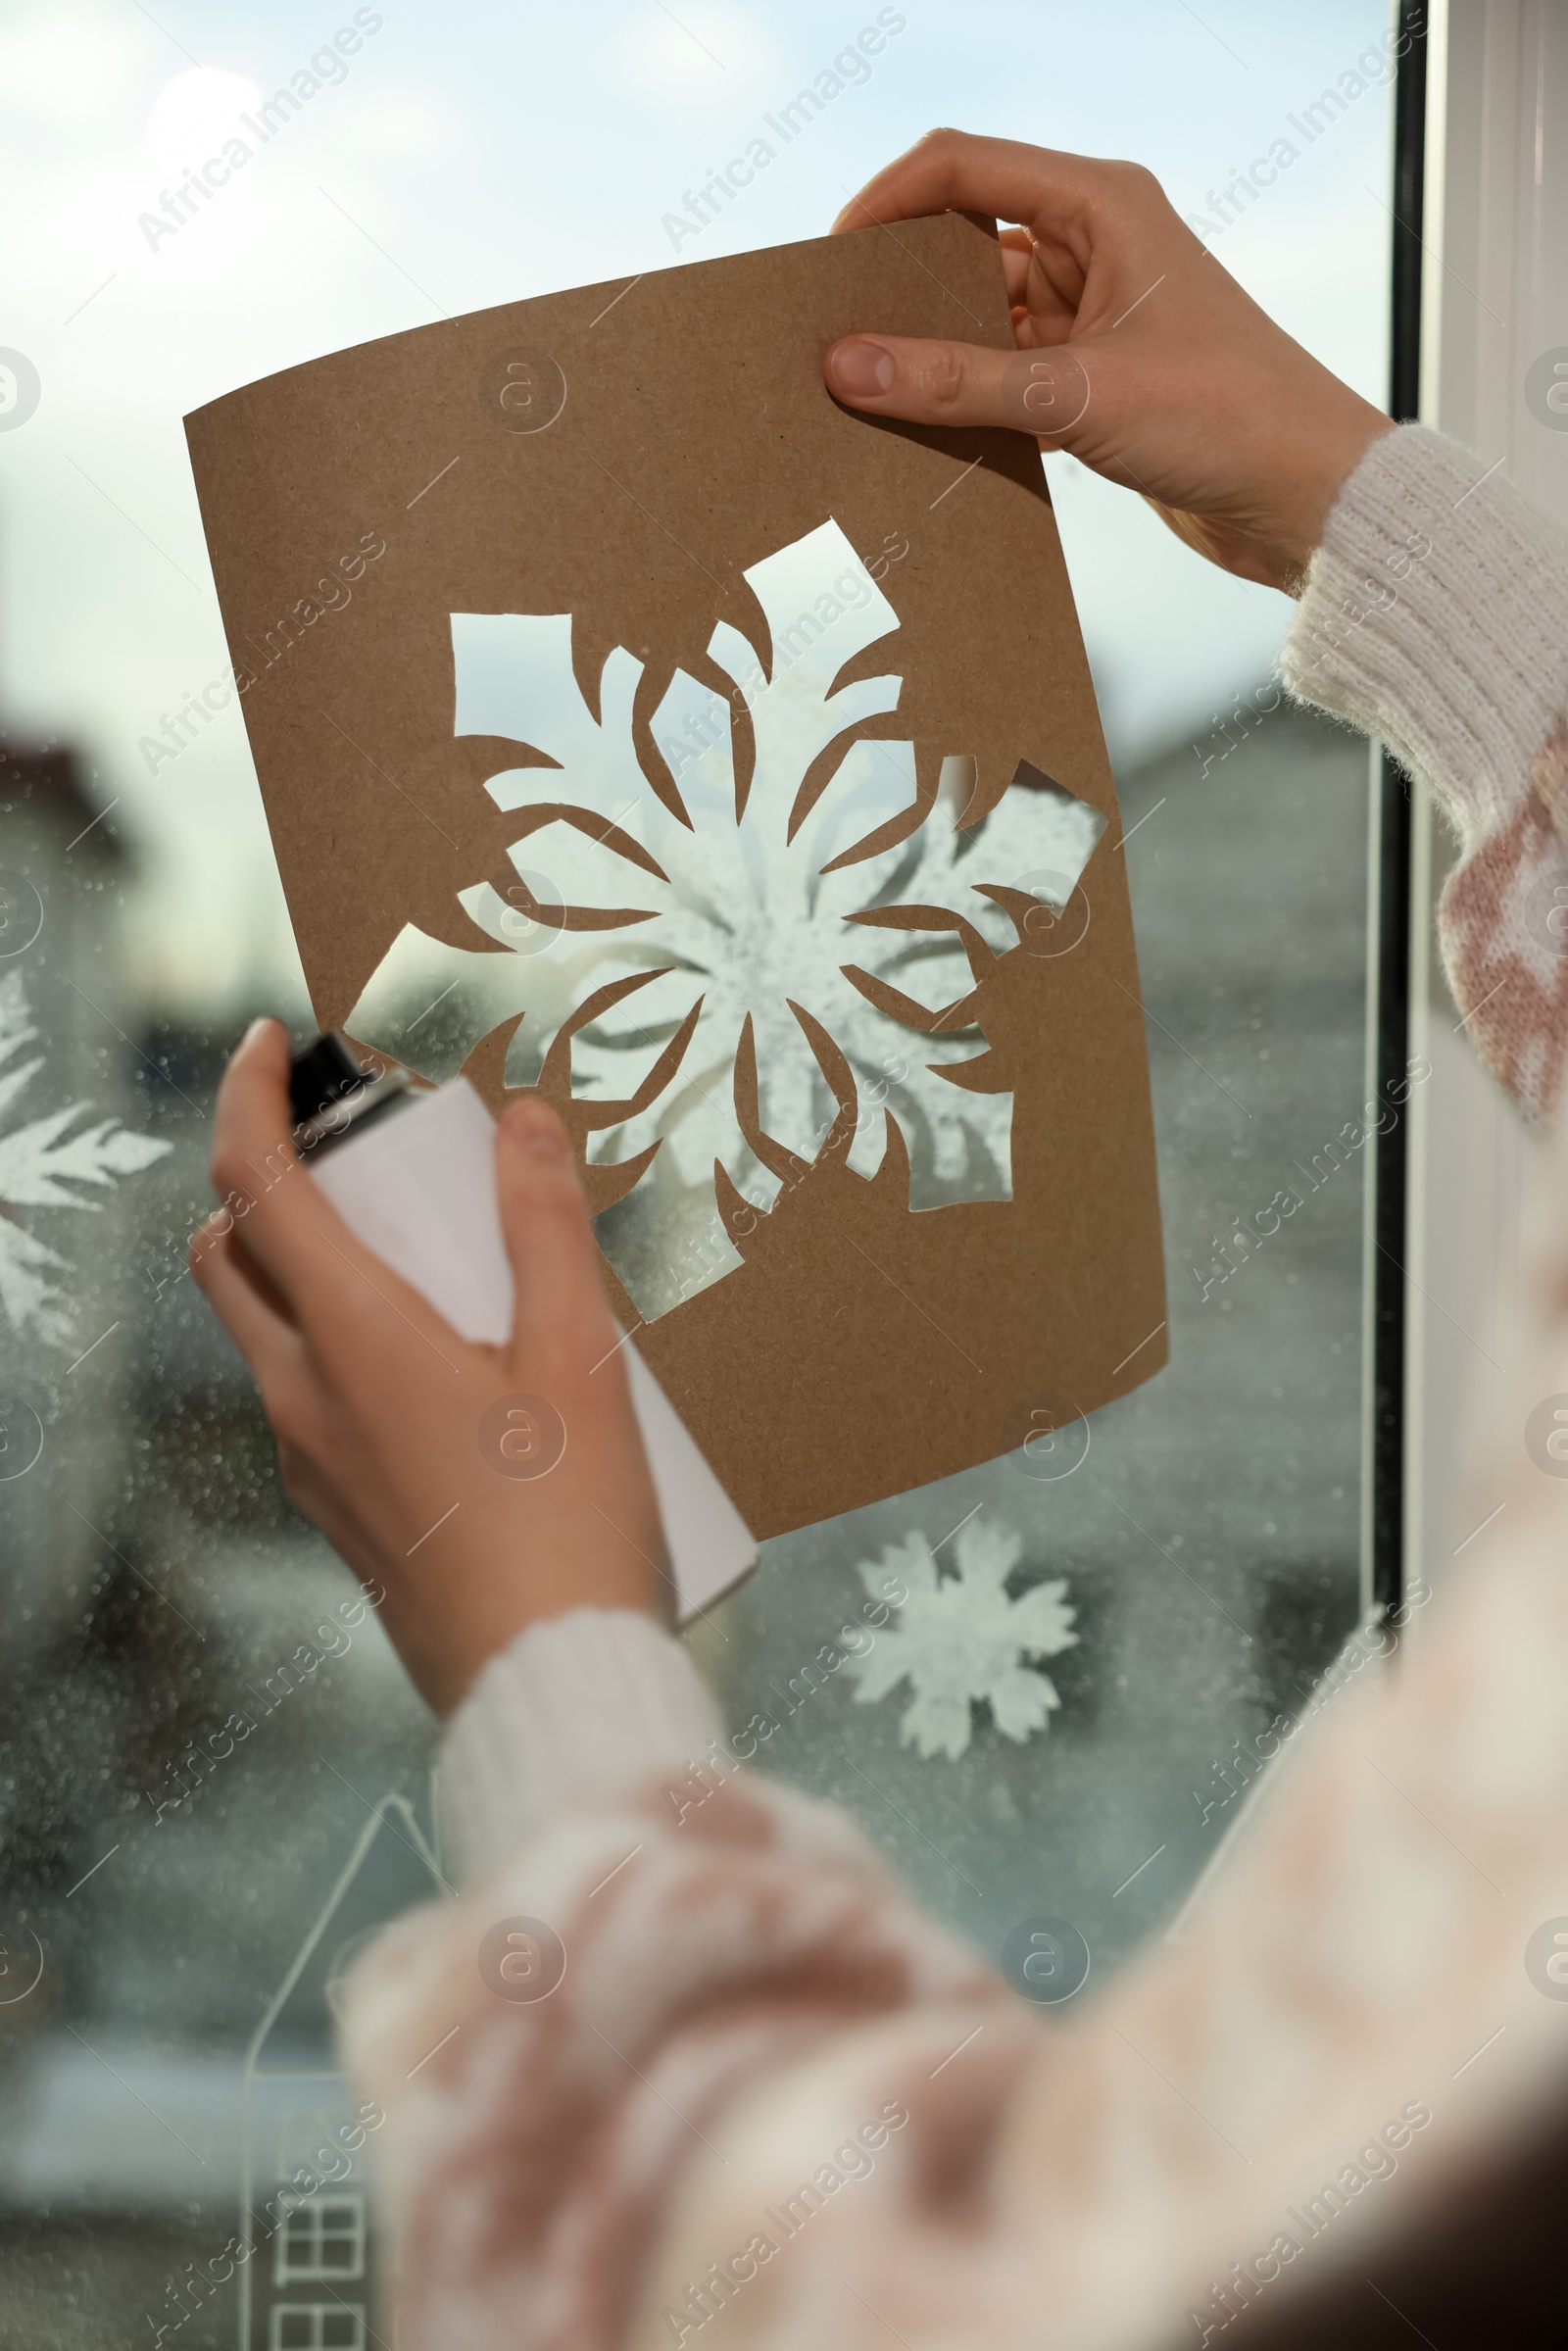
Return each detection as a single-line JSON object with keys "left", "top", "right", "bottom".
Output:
{"left": 184, "top": 211, "right": 1166, "bottom": 1543}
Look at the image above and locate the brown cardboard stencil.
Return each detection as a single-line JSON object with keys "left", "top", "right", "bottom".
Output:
{"left": 184, "top": 210, "right": 1167, "bottom": 1543}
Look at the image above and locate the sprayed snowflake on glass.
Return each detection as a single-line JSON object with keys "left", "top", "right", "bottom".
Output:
{"left": 845, "top": 1517, "right": 1078, "bottom": 1761}
{"left": 0, "top": 971, "right": 171, "bottom": 1345}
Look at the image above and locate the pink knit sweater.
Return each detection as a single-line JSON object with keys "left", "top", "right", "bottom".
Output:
{"left": 341, "top": 425, "right": 1568, "bottom": 2350}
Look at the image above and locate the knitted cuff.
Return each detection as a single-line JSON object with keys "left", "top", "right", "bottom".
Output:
{"left": 436, "top": 1607, "right": 726, "bottom": 1884}
{"left": 1282, "top": 424, "right": 1568, "bottom": 845}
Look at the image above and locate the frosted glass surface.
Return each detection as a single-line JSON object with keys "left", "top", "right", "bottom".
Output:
{"left": 0, "top": 0, "right": 1392, "bottom": 2327}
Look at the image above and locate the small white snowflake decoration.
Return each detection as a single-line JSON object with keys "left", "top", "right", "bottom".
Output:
{"left": 0, "top": 969, "right": 171, "bottom": 1345}
{"left": 845, "top": 1518, "right": 1078, "bottom": 1761}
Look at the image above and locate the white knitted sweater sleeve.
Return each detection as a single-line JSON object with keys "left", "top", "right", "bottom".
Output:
{"left": 1282, "top": 421, "right": 1568, "bottom": 1117}
{"left": 326, "top": 427, "right": 1568, "bottom": 2351}
{"left": 436, "top": 1605, "right": 725, "bottom": 1880}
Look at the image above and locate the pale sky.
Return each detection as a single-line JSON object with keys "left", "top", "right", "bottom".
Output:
{"left": 0, "top": 0, "right": 1392, "bottom": 1014}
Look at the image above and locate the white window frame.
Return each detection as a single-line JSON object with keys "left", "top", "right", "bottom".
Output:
{"left": 272, "top": 2191, "right": 367, "bottom": 2287}
{"left": 1407, "top": 0, "right": 1568, "bottom": 1589}
{"left": 267, "top": 2303, "right": 367, "bottom": 2350}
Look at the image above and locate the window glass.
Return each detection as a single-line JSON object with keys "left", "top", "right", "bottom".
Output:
{"left": 0, "top": 3, "right": 1393, "bottom": 2334}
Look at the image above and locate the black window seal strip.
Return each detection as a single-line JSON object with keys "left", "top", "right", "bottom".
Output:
{"left": 1371, "top": 0, "right": 1429, "bottom": 1614}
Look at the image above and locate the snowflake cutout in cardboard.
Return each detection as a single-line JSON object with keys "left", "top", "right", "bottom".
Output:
{"left": 0, "top": 970, "right": 171, "bottom": 1345}
{"left": 845, "top": 1516, "right": 1078, "bottom": 1761}
{"left": 348, "top": 518, "right": 1105, "bottom": 1319}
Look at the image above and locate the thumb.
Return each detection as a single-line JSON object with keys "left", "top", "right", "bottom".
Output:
{"left": 495, "top": 1099, "right": 618, "bottom": 1368}
{"left": 823, "top": 334, "right": 1091, "bottom": 445}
